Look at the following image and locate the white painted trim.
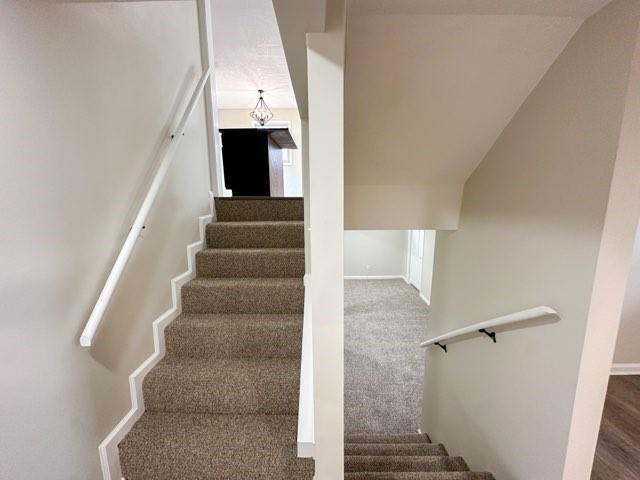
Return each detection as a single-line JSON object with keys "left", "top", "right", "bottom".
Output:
{"left": 611, "top": 363, "right": 640, "bottom": 375}
{"left": 407, "top": 230, "right": 425, "bottom": 290}
{"left": 405, "top": 231, "right": 412, "bottom": 282}
{"left": 344, "top": 275, "right": 407, "bottom": 280}
{"left": 419, "top": 293, "right": 430, "bottom": 307}
{"left": 197, "top": 0, "right": 225, "bottom": 198}
{"left": 98, "top": 214, "right": 212, "bottom": 480}
{"left": 298, "top": 274, "right": 315, "bottom": 458}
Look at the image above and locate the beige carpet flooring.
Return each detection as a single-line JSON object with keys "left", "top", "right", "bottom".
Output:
{"left": 344, "top": 279, "right": 429, "bottom": 434}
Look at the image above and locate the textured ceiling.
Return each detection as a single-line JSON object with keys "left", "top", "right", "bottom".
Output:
{"left": 349, "top": 0, "right": 612, "bottom": 18}
{"left": 213, "top": 0, "right": 297, "bottom": 110}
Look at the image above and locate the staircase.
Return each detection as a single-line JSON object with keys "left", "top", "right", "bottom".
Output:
{"left": 344, "top": 434, "right": 495, "bottom": 479}
{"left": 118, "top": 197, "right": 313, "bottom": 479}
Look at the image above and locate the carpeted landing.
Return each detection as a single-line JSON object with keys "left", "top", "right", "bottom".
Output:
{"left": 344, "top": 282, "right": 494, "bottom": 479}
{"left": 345, "top": 279, "right": 429, "bottom": 434}
{"left": 118, "top": 197, "right": 313, "bottom": 479}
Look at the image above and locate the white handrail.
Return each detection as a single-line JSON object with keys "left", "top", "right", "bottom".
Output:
{"left": 80, "top": 68, "right": 211, "bottom": 347}
{"left": 419, "top": 306, "right": 558, "bottom": 349}
{"left": 298, "top": 274, "right": 314, "bottom": 457}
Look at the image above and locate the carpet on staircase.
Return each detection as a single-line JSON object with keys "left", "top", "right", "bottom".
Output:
{"left": 118, "top": 197, "right": 313, "bottom": 479}
{"left": 344, "top": 434, "right": 495, "bottom": 479}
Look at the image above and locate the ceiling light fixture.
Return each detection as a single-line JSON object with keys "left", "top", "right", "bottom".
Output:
{"left": 249, "top": 89, "right": 274, "bottom": 126}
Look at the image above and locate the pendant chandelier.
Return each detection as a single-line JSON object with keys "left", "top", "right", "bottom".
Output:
{"left": 249, "top": 89, "right": 274, "bottom": 126}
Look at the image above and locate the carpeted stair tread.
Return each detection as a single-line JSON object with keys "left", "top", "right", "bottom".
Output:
{"left": 120, "top": 195, "right": 311, "bottom": 477}
{"left": 165, "top": 313, "right": 302, "bottom": 359}
{"left": 344, "top": 473, "right": 495, "bottom": 480}
{"left": 143, "top": 357, "right": 300, "bottom": 414}
{"left": 196, "top": 248, "right": 305, "bottom": 278}
{"left": 215, "top": 197, "right": 304, "bottom": 221}
{"left": 346, "top": 443, "right": 448, "bottom": 456}
{"left": 182, "top": 277, "right": 304, "bottom": 314}
{"left": 344, "top": 432, "right": 494, "bottom": 479}
{"left": 345, "top": 456, "right": 468, "bottom": 473}
{"left": 119, "top": 412, "right": 314, "bottom": 480}
{"left": 346, "top": 434, "right": 432, "bottom": 444}
{"left": 206, "top": 221, "right": 304, "bottom": 248}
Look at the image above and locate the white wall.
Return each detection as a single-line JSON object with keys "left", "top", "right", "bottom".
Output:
{"left": 614, "top": 218, "right": 640, "bottom": 365}
{"left": 422, "top": 2, "right": 640, "bottom": 479}
{"left": 218, "top": 108, "right": 303, "bottom": 196}
{"left": 344, "top": 230, "right": 407, "bottom": 277}
{"left": 307, "top": 0, "right": 345, "bottom": 477}
{"left": 0, "top": 1, "right": 210, "bottom": 478}
{"left": 344, "top": 13, "right": 582, "bottom": 230}
{"left": 345, "top": 185, "right": 463, "bottom": 230}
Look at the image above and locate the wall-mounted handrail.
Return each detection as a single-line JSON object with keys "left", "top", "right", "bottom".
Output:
{"left": 298, "top": 274, "right": 315, "bottom": 457}
{"left": 80, "top": 68, "right": 211, "bottom": 347}
{"left": 419, "top": 306, "right": 558, "bottom": 351}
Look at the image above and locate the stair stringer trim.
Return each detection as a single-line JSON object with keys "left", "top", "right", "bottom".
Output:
{"left": 97, "top": 214, "right": 213, "bottom": 480}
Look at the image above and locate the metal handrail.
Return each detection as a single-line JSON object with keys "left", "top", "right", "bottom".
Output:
{"left": 420, "top": 306, "right": 558, "bottom": 351}
{"left": 80, "top": 68, "right": 211, "bottom": 347}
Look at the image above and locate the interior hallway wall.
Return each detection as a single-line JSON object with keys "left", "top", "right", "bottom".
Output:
{"left": 614, "top": 218, "right": 640, "bottom": 365}
{"left": 344, "top": 230, "right": 407, "bottom": 277}
{"left": 218, "top": 108, "right": 303, "bottom": 196}
{"left": 0, "top": 1, "right": 210, "bottom": 478}
{"left": 422, "top": 1, "right": 640, "bottom": 479}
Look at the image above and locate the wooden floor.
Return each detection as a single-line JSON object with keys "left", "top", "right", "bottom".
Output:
{"left": 592, "top": 375, "right": 640, "bottom": 479}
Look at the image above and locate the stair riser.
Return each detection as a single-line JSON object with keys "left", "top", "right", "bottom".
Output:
{"left": 346, "top": 434, "right": 432, "bottom": 444}
{"left": 121, "top": 457, "right": 313, "bottom": 480}
{"left": 119, "top": 413, "right": 314, "bottom": 480}
{"left": 165, "top": 322, "right": 302, "bottom": 359}
{"left": 143, "top": 362, "right": 300, "bottom": 415}
{"left": 215, "top": 198, "right": 304, "bottom": 221}
{"left": 207, "top": 223, "right": 304, "bottom": 248}
{"left": 196, "top": 250, "right": 305, "bottom": 278}
{"left": 344, "top": 456, "right": 468, "bottom": 473}
{"left": 182, "top": 283, "right": 304, "bottom": 314}
{"left": 345, "top": 444, "right": 447, "bottom": 456}
{"left": 344, "top": 474, "right": 495, "bottom": 480}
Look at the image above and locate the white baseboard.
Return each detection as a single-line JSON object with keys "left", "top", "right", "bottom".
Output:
{"left": 419, "top": 293, "right": 430, "bottom": 307}
{"left": 344, "top": 275, "right": 407, "bottom": 280}
{"left": 297, "top": 273, "right": 314, "bottom": 458}
{"left": 98, "top": 214, "right": 212, "bottom": 480}
{"left": 611, "top": 363, "right": 640, "bottom": 375}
